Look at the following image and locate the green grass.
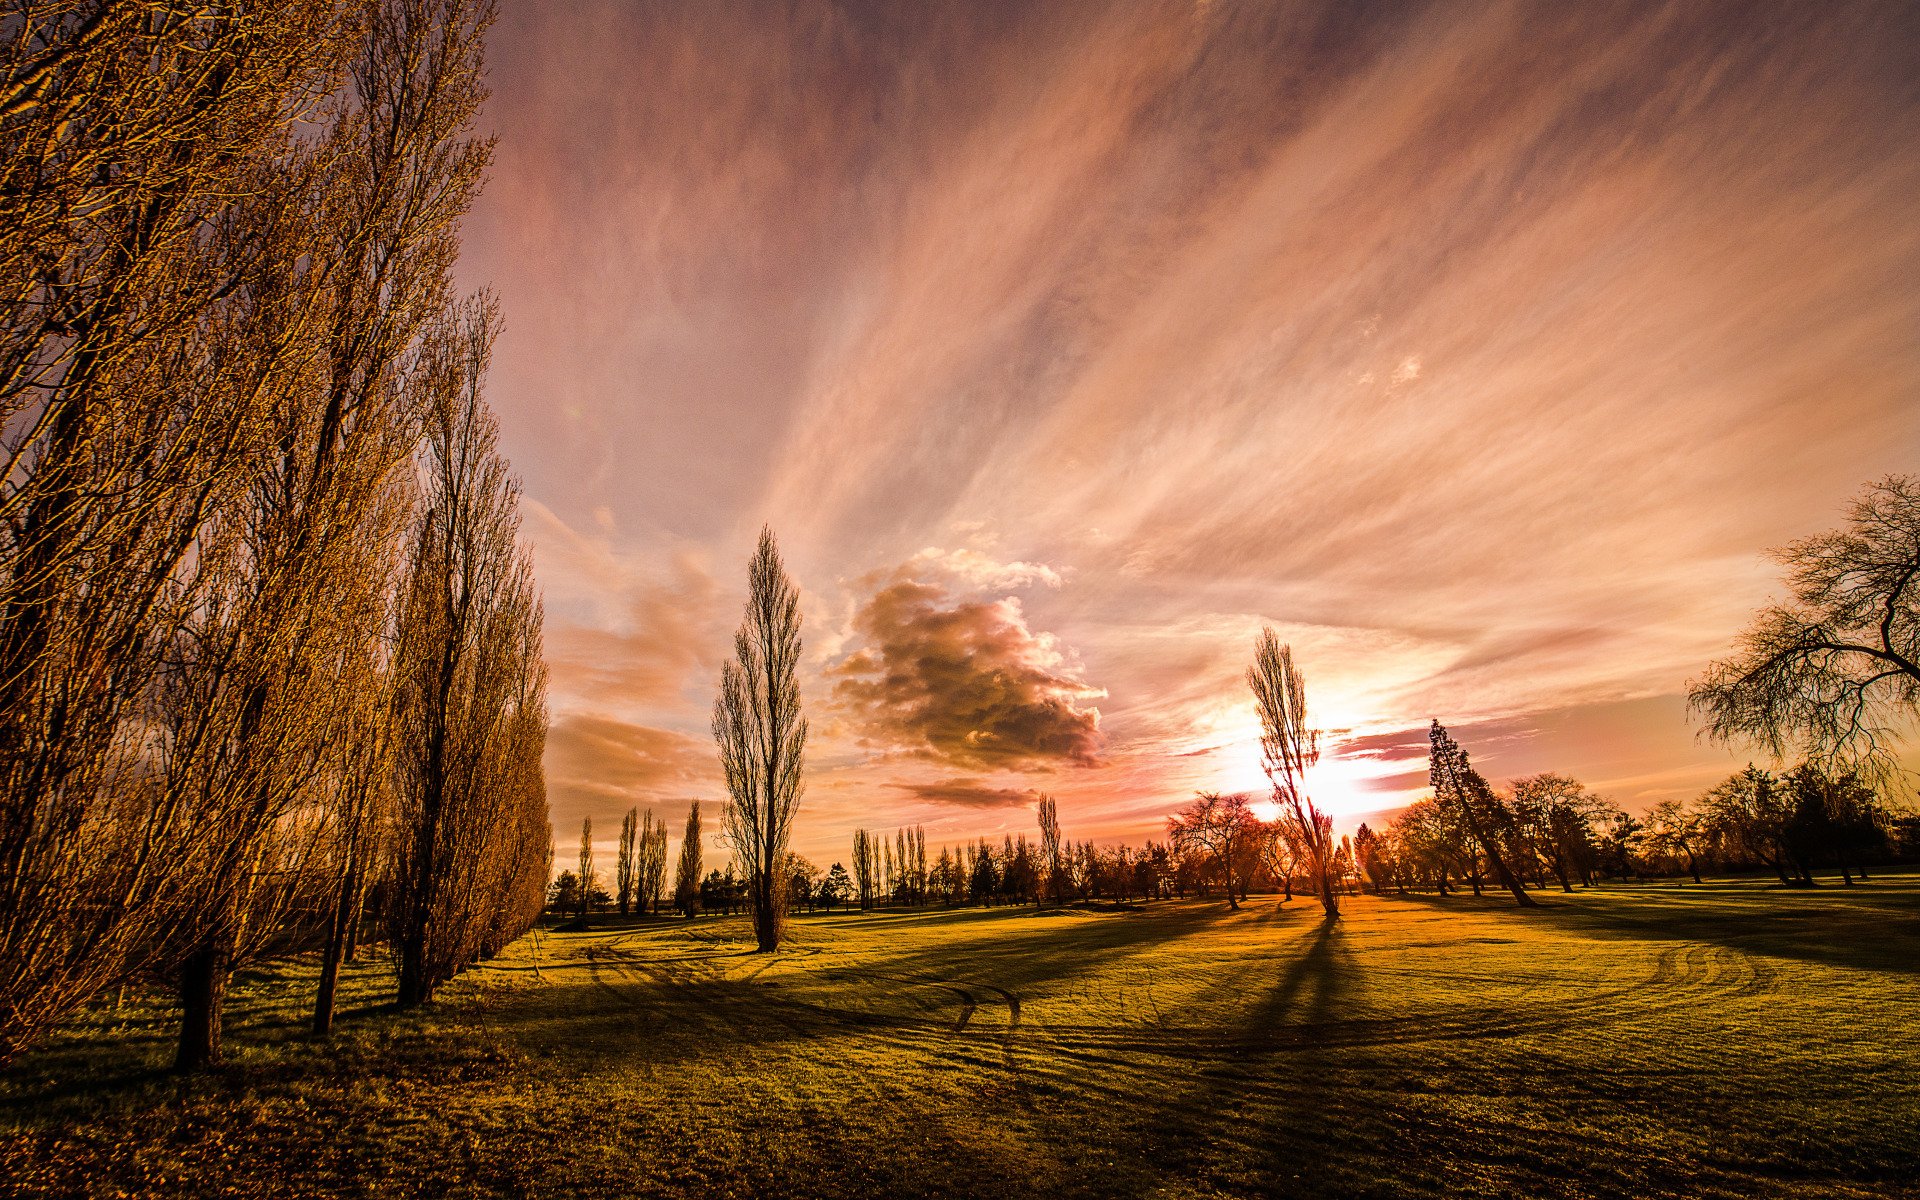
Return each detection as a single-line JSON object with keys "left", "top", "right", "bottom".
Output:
{"left": 5, "top": 874, "right": 1919, "bottom": 1199}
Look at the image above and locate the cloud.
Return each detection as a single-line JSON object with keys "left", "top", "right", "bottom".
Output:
{"left": 543, "top": 713, "right": 715, "bottom": 829}
{"left": 833, "top": 568, "right": 1105, "bottom": 770}
{"left": 888, "top": 778, "right": 1041, "bottom": 810}
{"left": 467, "top": 2, "right": 1920, "bottom": 852}
{"left": 907, "top": 546, "right": 1063, "bottom": 591}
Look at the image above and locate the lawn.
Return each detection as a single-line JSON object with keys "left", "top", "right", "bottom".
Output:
{"left": 4, "top": 876, "right": 1917, "bottom": 1199}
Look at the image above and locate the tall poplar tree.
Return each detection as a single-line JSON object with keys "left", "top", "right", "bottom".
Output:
{"left": 713, "top": 528, "right": 808, "bottom": 952}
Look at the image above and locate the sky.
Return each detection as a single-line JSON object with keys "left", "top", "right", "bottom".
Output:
{"left": 455, "top": 0, "right": 1920, "bottom": 866}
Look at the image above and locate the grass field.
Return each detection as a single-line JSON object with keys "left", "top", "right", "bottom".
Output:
{"left": 5, "top": 876, "right": 1918, "bottom": 1199}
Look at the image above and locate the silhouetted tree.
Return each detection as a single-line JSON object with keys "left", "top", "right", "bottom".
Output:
{"left": 638, "top": 809, "right": 668, "bottom": 914}
{"left": 1249, "top": 633, "right": 1338, "bottom": 916}
{"left": 673, "top": 802, "right": 703, "bottom": 917}
{"left": 1691, "top": 476, "right": 1920, "bottom": 783}
{"left": 1645, "top": 799, "right": 1708, "bottom": 883}
{"left": 851, "top": 829, "right": 875, "bottom": 910}
{"left": 1170, "top": 792, "right": 1258, "bottom": 909}
{"left": 1038, "top": 794, "right": 1066, "bottom": 906}
{"left": 616, "top": 808, "right": 638, "bottom": 915}
{"left": 714, "top": 528, "right": 808, "bottom": 953}
{"left": 818, "top": 862, "right": 852, "bottom": 911}
{"left": 785, "top": 854, "right": 820, "bottom": 912}
{"left": 1429, "top": 721, "right": 1536, "bottom": 907}
{"left": 577, "top": 819, "right": 597, "bottom": 919}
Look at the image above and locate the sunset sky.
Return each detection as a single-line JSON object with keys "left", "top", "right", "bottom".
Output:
{"left": 456, "top": 1, "right": 1920, "bottom": 865}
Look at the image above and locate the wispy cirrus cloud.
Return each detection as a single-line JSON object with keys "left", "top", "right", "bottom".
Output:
{"left": 463, "top": 1, "right": 1920, "bottom": 855}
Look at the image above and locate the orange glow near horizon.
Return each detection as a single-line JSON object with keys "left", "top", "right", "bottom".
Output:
{"left": 465, "top": 2, "right": 1919, "bottom": 863}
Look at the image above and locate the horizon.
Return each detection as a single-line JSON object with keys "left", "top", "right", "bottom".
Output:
{"left": 458, "top": 2, "right": 1920, "bottom": 866}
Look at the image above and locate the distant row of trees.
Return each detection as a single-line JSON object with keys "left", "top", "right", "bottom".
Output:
{"left": 1358, "top": 755, "right": 1900, "bottom": 900}
{"left": 0, "top": 0, "right": 550, "bottom": 1071}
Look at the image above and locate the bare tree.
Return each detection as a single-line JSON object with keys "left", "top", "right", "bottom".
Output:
{"left": 851, "top": 829, "right": 874, "bottom": 910}
{"left": 1691, "top": 475, "right": 1919, "bottom": 784}
{"left": 1248, "top": 632, "right": 1338, "bottom": 917}
{"left": 0, "top": 0, "right": 529, "bottom": 1066}
{"left": 1260, "top": 820, "right": 1299, "bottom": 901}
{"left": 1037, "top": 794, "right": 1065, "bottom": 907}
{"left": 387, "top": 295, "right": 549, "bottom": 1009}
{"left": 638, "top": 809, "right": 667, "bottom": 914}
{"left": 0, "top": 0, "right": 355, "bottom": 1067}
{"left": 714, "top": 528, "right": 808, "bottom": 953}
{"left": 1428, "top": 721, "right": 1537, "bottom": 907}
{"left": 616, "top": 807, "right": 637, "bottom": 916}
{"left": 1508, "top": 774, "right": 1609, "bottom": 893}
{"left": 673, "top": 801, "right": 703, "bottom": 918}
{"left": 1169, "top": 792, "right": 1259, "bottom": 909}
{"left": 1644, "top": 799, "right": 1707, "bottom": 884}
{"left": 577, "top": 818, "right": 596, "bottom": 919}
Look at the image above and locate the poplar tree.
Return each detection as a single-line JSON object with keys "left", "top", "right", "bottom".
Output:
{"left": 673, "top": 801, "right": 703, "bottom": 918}
{"left": 1249, "top": 632, "right": 1339, "bottom": 917}
{"left": 714, "top": 528, "right": 808, "bottom": 952}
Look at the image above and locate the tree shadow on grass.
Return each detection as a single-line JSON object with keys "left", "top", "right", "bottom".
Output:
{"left": 1134, "top": 916, "right": 1422, "bottom": 1197}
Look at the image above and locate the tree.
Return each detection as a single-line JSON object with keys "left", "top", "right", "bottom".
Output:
{"left": 1352, "top": 824, "right": 1392, "bottom": 895}
{"left": 577, "top": 818, "right": 597, "bottom": 919}
{"left": 386, "top": 297, "right": 551, "bottom": 1006}
{"left": 818, "top": 863, "right": 852, "bottom": 911}
{"left": 1511, "top": 774, "right": 1609, "bottom": 892}
{"left": 1037, "top": 794, "right": 1066, "bottom": 906}
{"left": 0, "top": 0, "right": 536, "bottom": 1067}
{"left": 714, "top": 528, "right": 808, "bottom": 953}
{"left": 0, "top": 0, "right": 351, "bottom": 1070}
{"left": 637, "top": 809, "right": 668, "bottom": 914}
{"left": 548, "top": 871, "right": 583, "bottom": 915}
{"left": 1248, "top": 632, "right": 1338, "bottom": 917}
{"left": 1780, "top": 762, "right": 1888, "bottom": 885}
{"left": 1428, "top": 721, "right": 1537, "bottom": 907}
{"left": 851, "top": 829, "right": 873, "bottom": 910}
{"left": 968, "top": 839, "right": 999, "bottom": 905}
{"left": 616, "top": 808, "right": 638, "bottom": 915}
{"left": 1261, "top": 820, "right": 1300, "bottom": 900}
{"left": 1169, "top": 792, "right": 1259, "bottom": 909}
{"left": 1645, "top": 799, "right": 1707, "bottom": 883}
{"left": 784, "top": 854, "right": 821, "bottom": 913}
{"left": 1691, "top": 475, "right": 1920, "bottom": 784}
{"left": 1700, "top": 767, "right": 1803, "bottom": 884}
{"left": 673, "top": 801, "right": 703, "bottom": 917}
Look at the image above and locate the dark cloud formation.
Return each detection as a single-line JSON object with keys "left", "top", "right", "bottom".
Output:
{"left": 888, "top": 779, "right": 1040, "bottom": 810}
{"left": 835, "top": 575, "right": 1105, "bottom": 770}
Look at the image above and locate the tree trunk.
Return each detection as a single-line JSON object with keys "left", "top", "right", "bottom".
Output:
{"left": 397, "top": 927, "right": 434, "bottom": 1008}
{"left": 313, "top": 858, "right": 360, "bottom": 1036}
{"left": 175, "top": 940, "right": 229, "bottom": 1072}
{"left": 343, "top": 878, "right": 364, "bottom": 962}
{"left": 1550, "top": 854, "right": 1574, "bottom": 893}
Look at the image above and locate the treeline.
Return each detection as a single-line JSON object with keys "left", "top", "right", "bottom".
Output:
{"left": 792, "top": 818, "right": 1273, "bottom": 913}
{"left": 1358, "top": 738, "right": 1903, "bottom": 899}
{"left": 0, "top": 0, "right": 547, "bottom": 1071}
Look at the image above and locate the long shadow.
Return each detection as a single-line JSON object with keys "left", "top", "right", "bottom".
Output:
{"left": 496, "top": 899, "right": 1282, "bottom": 1067}
{"left": 1138, "top": 916, "right": 1382, "bottom": 1194}
{"left": 1381, "top": 876, "right": 1920, "bottom": 977}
